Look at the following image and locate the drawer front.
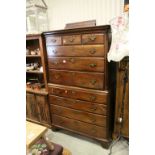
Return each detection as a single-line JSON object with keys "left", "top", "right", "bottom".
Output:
{"left": 51, "top": 105, "right": 107, "bottom": 127}
{"left": 52, "top": 115, "right": 108, "bottom": 139}
{"left": 48, "top": 57, "right": 105, "bottom": 72}
{"left": 48, "top": 84, "right": 109, "bottom": 104}
{"left": 46, "top": 36, "right": 61, "bottom": 45}
{"left": 82, "top": 33, "right": 105, "bottom": 44}
{"left": 49, "top": 69, "right": 104, "bottom": 90}
{"left": 46, "top": 45, "right": 105, "bottom": 57}
{"left": 63, "top": 35, "right": 81, "bottom": 45}
{"left": 49, "top": 95, "right": 107, "bottom": 115}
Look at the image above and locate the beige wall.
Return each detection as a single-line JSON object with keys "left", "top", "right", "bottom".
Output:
{"left": 45, "top": 0, "right": 124, "bottom": 30}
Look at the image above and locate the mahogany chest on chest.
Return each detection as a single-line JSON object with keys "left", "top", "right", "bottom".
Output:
{"left": 43, "top": 25, "right": 116, "bottom": 148}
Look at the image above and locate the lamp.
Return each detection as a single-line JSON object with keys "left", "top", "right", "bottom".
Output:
{"left": 26, "top": 0, "right": 49, "bottom": 34}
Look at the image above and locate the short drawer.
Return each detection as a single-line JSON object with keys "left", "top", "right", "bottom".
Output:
{"left": 51, "top": 105, "right": 107, "bottom": 127}
{"left": 52, "top": 115, "right": 108, "bottom": 139}
{"left": 63, "top": 35, "right": 81, "bottom": 45}
{"left": 46, "top": 45, "right": 105, "bottom": 57}
{"left": 82, "top": 33, "right": 105, "bottom": 44}
{"left": 48, "top": 57, "right": 105, "bottom": 72}
{"left": 48, "top": 84, "right": 109, "bottom": 104}
{"left": 49, "top": 69, "right": 104, "bottom": 90}
{"left": 49, "top": 95, "right": 107, "bottom": 115}
{"left": 46, "top": 36, "right": 61, "bottom": 45}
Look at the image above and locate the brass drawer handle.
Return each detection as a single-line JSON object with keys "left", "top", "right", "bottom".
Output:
{"left": 89, "top": 63, "right": 97, "bottom": 68}
{"left": 90, "top": 79, "right": 97, "bottom": 85}
{"left": 54, "top": 74, "right": 61, "bottom": 79}
{"left": 90, "top": 104, "right": 97, "bottom": 111}
{"left": 91, "top": 128, "right": 97, "bottom": 134}
{"left": 88, "top": 35, "right": 96, "bottom": 41}
{"left": 90, "top": 117, "right": 96, "bottom": 123}
{"left": 69, "top": 36, "right": 75, "bottom": 42}
{"left": 69, "top": 58, "right": 75, "bottom": 63}
{"left": 89, "top": 48, "right": 96, "bottom": 54}
{"left": 53, "top": 61, "right": 59, "bottom": 65}
{"left": 73, "top": 121, "right": 79, "bottom": 126}
{"left": 72, "top": 100, "right": 78, "bottom": 104}
{"left": 52, "top": 50, "right": 57, "bottom": 54}
{"left": 56, "top": 109, "right": 62, "bottom": 114}
{"left": 51, "top": 39, "right": 56, "bottom": 43}
{"left": 89, "top": 95, "right": 96, "bottom": 101}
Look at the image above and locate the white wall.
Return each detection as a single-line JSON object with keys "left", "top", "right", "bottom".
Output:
{"left": 45, "top": 0, "right": 124, "bottom": 30}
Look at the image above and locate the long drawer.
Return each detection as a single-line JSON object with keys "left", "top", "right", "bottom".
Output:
{"left": 51, "top": 104, "right": 107, "bottom": 127}
{"left": 48, "top": 69, "right": 104, "bottom": 90}
{"left": 46, "top": 45, "right": 105, "bottom": 57}
{"left": 49, "top": 95, "right": 107, "bottom": 115}
{"left": 48, "top": 57, "right": 105, "bottom": 72}
{"left": 48, "top": 84, "right": 109, "bottom": 104}
{"left": 52, "top": 115, "right": 108, "bottom": 139}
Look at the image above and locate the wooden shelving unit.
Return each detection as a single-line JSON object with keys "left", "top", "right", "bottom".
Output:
{"left": 26, "top": 34, "right": 51, "bottom": 127}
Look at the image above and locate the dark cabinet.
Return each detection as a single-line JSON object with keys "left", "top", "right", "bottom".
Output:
{"left": 26, "top": 92, "right": 51, "bottom": 127}
{"left": 113, "top": 58, "right": 129, "bottom": 139}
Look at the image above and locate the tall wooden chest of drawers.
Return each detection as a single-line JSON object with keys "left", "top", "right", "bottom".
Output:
{"left": 43, "top": 25, "right": 116, "bottom": 148}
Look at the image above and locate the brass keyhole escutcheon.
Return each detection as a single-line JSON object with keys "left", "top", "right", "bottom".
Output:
{"left": 89, "top": 48, "right": 96, "bottom": 54}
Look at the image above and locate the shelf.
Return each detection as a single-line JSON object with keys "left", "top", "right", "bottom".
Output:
{"left": 26, "top": 70, "right": 43, "bottom": 74}
{"left": 26, "top": 88, "right": 48, "bottom": 95}
{"left": 26, "top": 55, "right": 41, "bottom": 58}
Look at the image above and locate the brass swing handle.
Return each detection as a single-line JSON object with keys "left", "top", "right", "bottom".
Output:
{"left": 90, "top": 104, "right": 97, "bottom": 111}
{"left": 51, "top": 39, "right": 57, "bottom": 43}
{"left": 56, "top": 108, "right": 63, "bottom": 114}
{"left": 89, "top": 48, "right": 96, "bottom": 54}
{"left": 69, "top": 36, "right": 75, "bottom": 42}
{"left": 90, "top": 116, "right": 96, "bottom": 123}
{"left": 89, "top": 63, "right": 97, "bottom": 68}
{"left": 91, "top": 128, "right": 97, "bottom": 134}
{"left": 69, "top": 58, "right": 75, "bottom": 63}
{"left": 52, "top": 50, "right": 57, "bottom": 54}
{"left": 89, "top": 95, "right": 96, "bottom": 101}
{"left": 54, "top": 74, "right": 61, "bottom": 79}
{"left": 88, "top": 35, "right": 96, "bottom": 41}
{"left": 90, "top": 79, "right": 97, "bottom": 85}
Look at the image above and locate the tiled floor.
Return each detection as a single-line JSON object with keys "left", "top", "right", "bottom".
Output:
{"left": 45, "top": 129, "right": 129, "bottom": 155}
